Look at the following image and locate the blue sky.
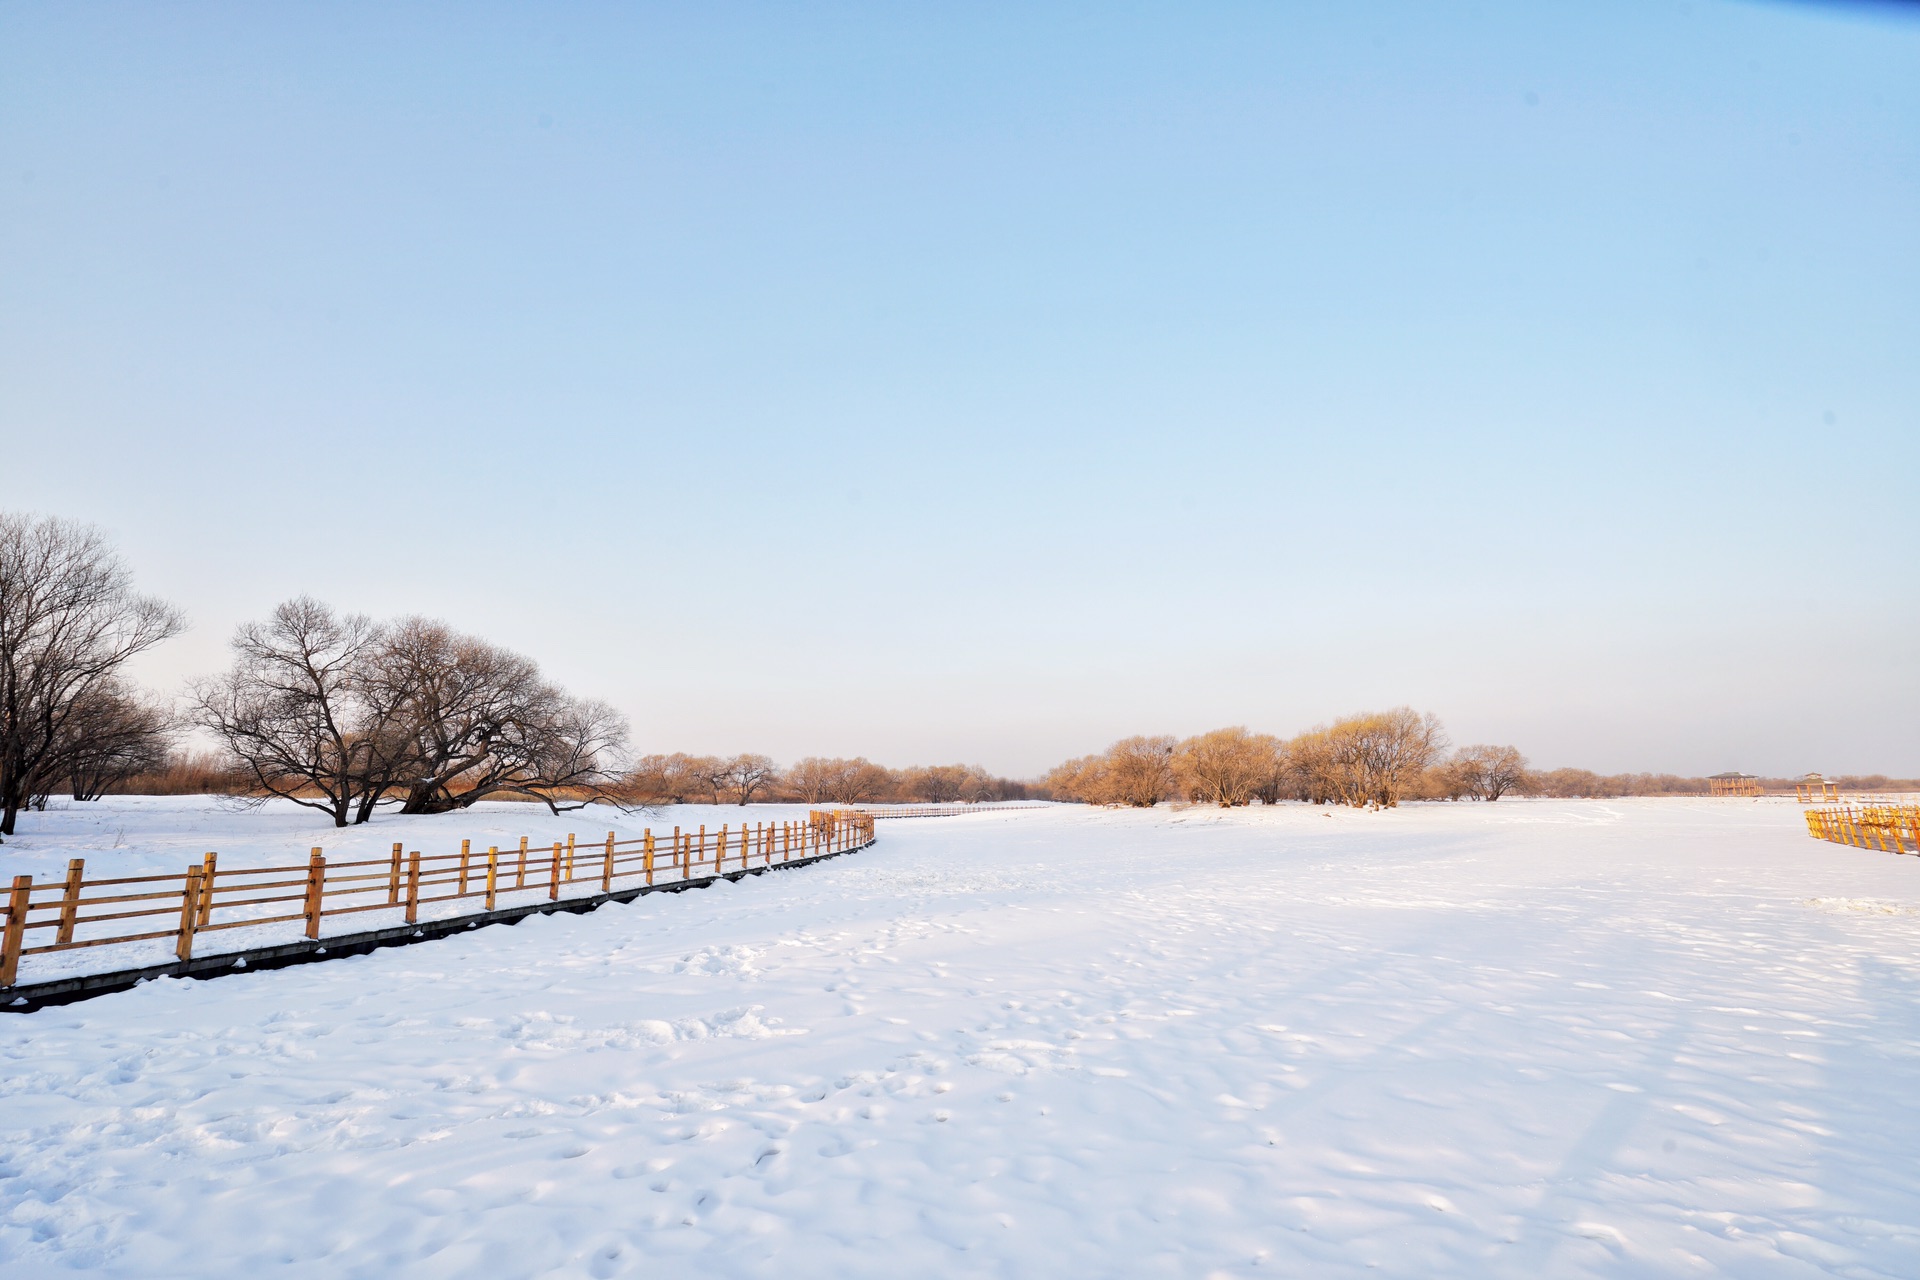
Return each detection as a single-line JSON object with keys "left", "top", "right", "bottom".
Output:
{"left": 3, "top": 1, "right": 1915, "bottom": 777}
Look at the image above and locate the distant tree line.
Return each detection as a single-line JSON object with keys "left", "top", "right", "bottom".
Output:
{"left": 1521, "top": 769, "right": 1919, "bottom": 798}
{"left": 1042, "top": 715, "right": 1913, "bottom": 809}
{"left": 620, "top": 754, "right": 1032, "bottom": 807}
{"left": 1045, "top": 710, "right": 1490, "bottom": 810}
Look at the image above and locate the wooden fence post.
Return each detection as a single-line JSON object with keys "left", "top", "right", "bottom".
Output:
{"left": 549, "top": 841, "right": 562, "bottom": 901}
{"left": 304, "top": 849, "right": 325, "bottom": 940}
{"left": 388, "top": 843, "right": 403, "bottom": 906}
{"left": 698, "top": 825, "right": 706, "bottom": 875}
{"left": 517, "top": 837, "right": 529, "bottom": 889}
{"left": 198, "top": 853, "right": 218, "bottom": 927}
{"left": 177, "top": 867, "right": 203, "bottom": 962}
{"left": 486, "top": 846, "right": 499, "bottom": 910}
{"left": 718, "top": 825, "right": 728, "bottom": 875}
{"left": 458, "top": 839, "right": 471, "bottom": 897}
{"left": 565, "top": 833, "right": 576, "bottom": 883}
{"left": 57, "top": 858, "right": 85, "bottom": 945}
{"left": 2, "top": 875, "right": 30, "bottom": 987}
{"left": 405, "top": 851, "right": 421, "bottom": 924}
{"left": 602, "top": 831, "right": 614, "bottom": 893}
{"left": 644, "top": 830, "right": 655, "bottom": 886}
{"left": 673, "top": 826, "right": 681, "bottom": 879}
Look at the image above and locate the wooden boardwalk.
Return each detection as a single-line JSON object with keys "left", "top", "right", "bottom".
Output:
{"left": 2, "top": 810, "right": 877, "bottom": 1004}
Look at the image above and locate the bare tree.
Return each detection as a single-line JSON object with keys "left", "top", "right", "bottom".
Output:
{"left": 192, "top": 598, "right": 398, "bottom": 827}
{"left": 1045, "top": 753, "right": 1107, "bottom": 803}
{"left": 786, "top": 756, "right": 841, "bottom": 803}
{"left": 370, "top": 618, "right": 542, "bottom": 814}
{"left": 1174, "top": 727, "right": 1271, "bottom": 807}
{"left": 369, "top": 617, "right": 629, "bottom": 815}
{"left": 502, "top": 694, "right": 630, "bottom": 814}
{"left": 828, "top": 758, "right": 894, "bottom": 804}
{"left": 1451, "top": 744, "right": 1529, "bottom": 801}
{"left": 1357, "top": 708, "right": 1447, "bottom": 807}
{"left": 719, "top": 753, "right": 779, "bottom": 805}
{"left": 1246, "top": 733, "right": 1290, "bottom": 804}
{"left": 0, "top": 513, "right": 185, "bottom": 837}
{"left": 1298, "top": 708, "right": 1449, "bottom": 808}
{"left": 686, "top": 755, "right": 731, "bottom": 804}
{"left": 959, "top": 767, "right": 1003, "bottom": 802}
{"left": 624, "top": 753, "right": 716, "bottom": 805}
{"left": 901, "top": 764, "right": 973, "bottom": 803}
{"left": 51, "top": 681, "right": 175, "bottom": 804}
{"left": 1106, "top": 735, "right": 1176, "bottom": 807}
{"left": 1285, "top": 729, "right": 1336, "bottom": 804}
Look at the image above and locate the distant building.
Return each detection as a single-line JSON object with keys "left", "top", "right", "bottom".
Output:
{"left": 1796, "top": 773, "right": 1839, "bottom": 803}
{"left": 1708, "top": 771, "right": 1762, "bottom": 798}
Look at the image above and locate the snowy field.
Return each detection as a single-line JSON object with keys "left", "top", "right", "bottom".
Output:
{"left": 4, "top": 797, "right": 1919, "bottom": 1278}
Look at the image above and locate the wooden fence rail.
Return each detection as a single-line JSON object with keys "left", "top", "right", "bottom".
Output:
{"left": 857, "top": 802, "right": 1050, "bottom": 819}
{"left": 1, "top": 809, "right": 875, "bottom": 988}
{"left": 1803, "top": 803, "right": 1920, "bottom": 856}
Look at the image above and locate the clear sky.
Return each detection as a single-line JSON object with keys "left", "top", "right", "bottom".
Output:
{"left": 3, "top": 1, "right": 1916, "bottom": 779}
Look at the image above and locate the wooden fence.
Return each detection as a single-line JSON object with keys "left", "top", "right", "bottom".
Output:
{"left": 1804, "top": 803, "right": 1920, "bottom": 855}
{"left": 1, "top": 809, "right": 875, "bottom": 989}
{"left": 858, "top": 802, "right": 1050, "bottom": 819}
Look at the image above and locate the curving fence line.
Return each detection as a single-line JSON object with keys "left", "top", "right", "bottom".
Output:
{"left": 1, "top": 809, "right": 876, "bottom": 1002}
{"left": 1804, "top": 802, "right": 1918, "bottom": 855}
{"left": 855, "top": 802, "right": 1050, "bottom": 819}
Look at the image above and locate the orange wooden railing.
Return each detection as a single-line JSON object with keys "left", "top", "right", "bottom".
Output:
{"left": 1, "top": 809, "right": 875, "bottom": 988}
{"left": 1804, "top": 803, "right": 1920, "bottom": 856}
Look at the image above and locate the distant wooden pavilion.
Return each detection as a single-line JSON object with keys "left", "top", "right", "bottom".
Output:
{"left": 1708, "top": 772, "right": 1763, "bottom": 798}
{"left": 1795, "top": 773, "right": 1839, "bottom": 804}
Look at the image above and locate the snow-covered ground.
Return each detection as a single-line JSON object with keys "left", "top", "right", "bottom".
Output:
{"left": 4, "top": 796, "right": 1919, "bottom": 1278}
